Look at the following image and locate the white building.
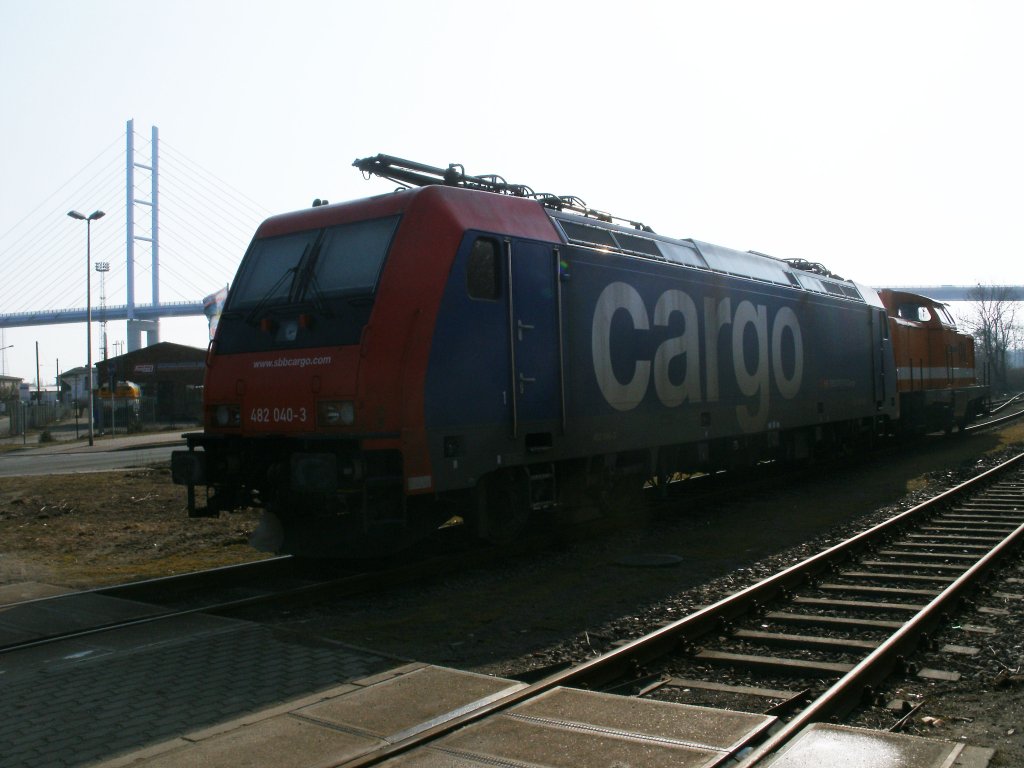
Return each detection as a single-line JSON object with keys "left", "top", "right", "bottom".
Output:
{"left": 0, "top": 374, "right": 22, "bottom": 413}
{"left": 60, "top": 366, "right": 97, "bottom": 406}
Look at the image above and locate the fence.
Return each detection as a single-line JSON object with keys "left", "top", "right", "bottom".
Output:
{"left": 4, "top": 396, "right": 199, "bottom": 437}
{"left": 4, "top": 401, "right": 76, "bottom": 434}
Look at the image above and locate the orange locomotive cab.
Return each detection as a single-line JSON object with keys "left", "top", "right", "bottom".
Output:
{"left": 878, "top": 289, "right": 988, "bottom": 433}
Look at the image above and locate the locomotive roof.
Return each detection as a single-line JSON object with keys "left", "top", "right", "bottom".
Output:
{"left": 255, "top": 182, "right": 873, "bottom": 307}
{"left": 877, "top": 287, "right": 951, "bottom": 307}
{"left": 877, "top": 288, "right": 959, "bottom": 328}
{"left": 348, "top": 153, "right": 871, "bottom": 306}
{"left": 548, "top": 208, "right": 869, "bottom": 305}
{"left": 252, "top": 184, "right": 559, "bottom": 242}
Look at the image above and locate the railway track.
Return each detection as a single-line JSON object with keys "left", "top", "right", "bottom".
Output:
{"left": 0, "top": 555, "right": 318, "bottom": 655}
{"left": 0, "top": 529, "right": 528, "bottom": 657}
{"left": 323, "top": 449, "right": 1024, "bottom": 767}
{"left": 969, "top": 394, "right": 1024, "bottom": 432}
{"left": 987, "top": 392, "right": 1024, "bottom": 414}
{"left": 657, "top": 457, "right": 1024, "bottom": 764}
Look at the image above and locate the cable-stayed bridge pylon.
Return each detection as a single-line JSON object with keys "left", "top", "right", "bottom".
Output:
{"left": 0, "top": 120, "right": 266, "bottom": 352}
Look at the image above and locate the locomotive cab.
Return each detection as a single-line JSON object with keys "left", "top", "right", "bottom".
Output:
{"left": 878, "top": 289, "right": 988, "bottom": 433}
{"left": 171, "top": 184, "right": 562, "bottom": 556}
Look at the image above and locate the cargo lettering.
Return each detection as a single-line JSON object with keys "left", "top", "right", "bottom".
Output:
{"left": 591, "top": 282, "right": 803, "bottom": 430}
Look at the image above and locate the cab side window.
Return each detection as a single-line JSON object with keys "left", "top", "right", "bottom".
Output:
{"left": 898, "top": 303, "right": 931, "bottom": 322}
{"left": 467, "top": 238, "right": 501, "bottom": 300}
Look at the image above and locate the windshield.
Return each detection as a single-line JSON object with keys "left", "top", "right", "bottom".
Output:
{"left": 937, "top": 305, "right": 957, "bottom": 328}
{"left": 308, "top": 216, "right": 400, "bottom": 298}
{"left": 227, "top": 231, "right": 316, "bottom": 310}
{"left": 216, "top": 214, "right": 401, "bottom": 353}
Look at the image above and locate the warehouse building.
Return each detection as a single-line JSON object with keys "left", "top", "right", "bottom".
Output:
{"left": 97, "top": 341, "right": 205, "bottom": 422}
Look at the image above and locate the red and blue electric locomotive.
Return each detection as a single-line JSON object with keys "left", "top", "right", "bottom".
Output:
{"left": 172, "top": 155, "right": 986, "bottom": 556}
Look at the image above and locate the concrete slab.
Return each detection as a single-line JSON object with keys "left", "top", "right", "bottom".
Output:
{"left": 91, "top": 664, "right": 520, "bottom": 767}
{"left": 759, "top": 723, "right": 994, "bottom": 768}
{"left": 416, "top": 715, "right": 721, "bottom": 768}
{"left": 514, "top": 686, "right": 775, "bottom": 752}
{"left": 376, "top": 751, "right": 497, "bottom": 767}
{"left": 97, "top": 682, "right": 368, "bottom": 767}
{"left": 108, "top": 714, "right": 383, "bottom": 768}
{"left": 352, "top": 662, "right": 431, "bottom": 687}
{"left": 78, "top": 666, "right": 1000, "bottom": 768}
{"left": 385, "top": 686, "right": 775, "bottom": 768}
{"left": 298, "top": 664, "right": 526, "bottom": 741}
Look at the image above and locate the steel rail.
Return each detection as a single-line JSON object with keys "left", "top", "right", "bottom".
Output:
{"left": 0, "top": 555, "right": 293, "bottom": 612}
{"left": 0, "top": 565, "right": 405, "bottom": 657}
{"left": 0, "top": 537, "right": 525, "bottom": 657}
{"left": 331, "top": 450, "right": 1024, "bottom": 768}
{"left": 0, "top": 556, "right": 313, "bottom": 656}
{"left": 967, "top": 403, "right": 1024, "bottom": 432}
{"left": 738, "top": 456, "right": 1024, "bottom": 765}
{"left": 988, "top": 392, "right": 1024, "bottom": 415}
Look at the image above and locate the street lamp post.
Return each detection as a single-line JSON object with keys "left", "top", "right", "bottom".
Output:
{"left": 67, "top": 209, "right": 105, "bottom": 446}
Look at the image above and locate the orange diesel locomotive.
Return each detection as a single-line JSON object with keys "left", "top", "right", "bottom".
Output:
{"left": 879, "top": 289, "right": 987, "bottom": 433}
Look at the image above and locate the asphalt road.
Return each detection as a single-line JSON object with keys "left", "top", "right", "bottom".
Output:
{"left": 0, "top": 443, "right": 179, "bottom": 478}
{"left": 0, "top": 423, "right": 186, "bottom": 479}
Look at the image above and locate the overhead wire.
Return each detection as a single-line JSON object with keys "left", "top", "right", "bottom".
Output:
{"left": 0, "top": 156, "right": 126, "bottom": 312}
{"left": 5, "top": 189, "right": 127, "bottom": 313}
{"left": 0, "top": 133, "right": 123, "bottom": 245}
{"left": 0, "top": 125, "right": 270, "bottom": 326}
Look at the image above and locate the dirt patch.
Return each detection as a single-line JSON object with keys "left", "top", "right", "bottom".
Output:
{"left": 0, "top": 465, "right": 265, "bottom": 588}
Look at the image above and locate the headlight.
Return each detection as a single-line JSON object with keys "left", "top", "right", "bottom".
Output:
{"left": 212, "top": 404, "right": 241, "bottom": 428}
{"left": 318, "top": 400, "right": 356, "bottom": 427}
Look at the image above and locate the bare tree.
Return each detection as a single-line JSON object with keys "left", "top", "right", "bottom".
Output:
{"left": 959, "top": 285, "right": 1022, "bottom": 391}
{"left": 0, "top": 379, "right": 18, "bottom": 401}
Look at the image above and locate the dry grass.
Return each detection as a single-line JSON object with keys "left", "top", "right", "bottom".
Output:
{"left": 0, "top": 465, "right": 266, "bottom": 589}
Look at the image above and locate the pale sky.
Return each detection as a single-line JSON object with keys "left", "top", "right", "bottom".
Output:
{"left": 1, "top": 0, "right": 1022, "bottom": 382}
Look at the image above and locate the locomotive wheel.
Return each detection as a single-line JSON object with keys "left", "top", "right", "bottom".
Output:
{"left": 477, "top": 468, "right": 531, "bottom": 545}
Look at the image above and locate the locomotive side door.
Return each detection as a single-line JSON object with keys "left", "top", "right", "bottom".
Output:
{"left": 872, "top": 307, "right": 893, "bottom": 406}
{"left": 507, "top": 239, "right": 563, "bottom": 438}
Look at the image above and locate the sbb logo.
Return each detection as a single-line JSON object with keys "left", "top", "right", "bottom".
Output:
{"left": 591, "top": 282, "right": 803, "bottom": 431}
